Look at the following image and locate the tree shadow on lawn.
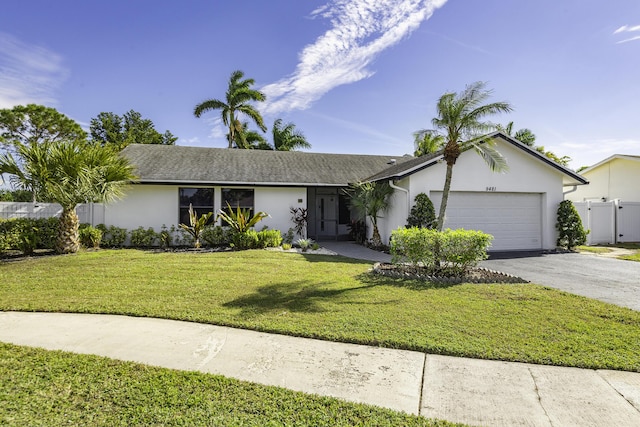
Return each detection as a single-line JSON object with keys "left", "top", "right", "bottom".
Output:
{"left": 356, "top": 272, "right": 463, "bottom": 290}
{"left": 223, "top": 280, "right": 402, "bottom": 316}
{"left": 299, "top": 253, "right": 375, "bottom": 265}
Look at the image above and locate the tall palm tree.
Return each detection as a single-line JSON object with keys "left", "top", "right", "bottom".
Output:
{"left": 194, "top": 70, "right": 267, "bottom": 149}
{"left": 272, "top": 119, "right": 311, "bottom": 151}
{"left": 413, "top": 131, "right": 445, "bottom": 157}
{"left": 418, "top": 81, "right": 512, "bottom": 231}
{"left": 235, "top": 121, "right": 272, "bottom": 150}
{"left": 0, "top": 140, "right": 136, "bottom": 253}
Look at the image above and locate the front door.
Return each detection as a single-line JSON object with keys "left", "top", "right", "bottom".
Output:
{"left": 316, "top": 195, "right": 337, "bottom": 238}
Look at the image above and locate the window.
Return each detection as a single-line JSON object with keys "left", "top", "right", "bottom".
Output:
{"left": 221, "top": 188, "right": 254, "bottom": 217}
{"left": 179, "top": 188, "right": 214, "bottom": 225}
{"left": 338, "top": 193, "right": 351, "bottom": 225}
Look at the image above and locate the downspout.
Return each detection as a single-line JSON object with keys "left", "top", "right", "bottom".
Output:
{"left": 563, "top": 185, "right": 577, "bottom": 197}
{"left": 389, "top": 179, "right": 409, "bottom": 227}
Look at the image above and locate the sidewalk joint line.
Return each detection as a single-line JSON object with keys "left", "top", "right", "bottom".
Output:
{"left": 417, "top": 353, "right": 427, "bottom": 416}
{"left": 528, "top": 367, "right": 554, "bottom": 426}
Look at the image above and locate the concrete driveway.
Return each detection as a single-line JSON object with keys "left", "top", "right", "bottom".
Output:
{"left": 481, "top": 252, "right": 640, "bottom": 311}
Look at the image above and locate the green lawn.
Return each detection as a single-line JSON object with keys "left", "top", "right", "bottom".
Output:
{"left": 577, "top": 245, "right": 612, "bottom": 254}
{"left": 0, "top": 343, "right": 456, "bottom": 427}
{"left": 2, "top": 249, "right": 640, "bottom": 371}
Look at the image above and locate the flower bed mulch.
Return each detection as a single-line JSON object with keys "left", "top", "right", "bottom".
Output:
{"left": 372, "top": 262, "right": 528, "bottom": 284}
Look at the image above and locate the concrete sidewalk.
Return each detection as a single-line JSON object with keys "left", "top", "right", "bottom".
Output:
{"left": 2, "top": 312, "right": 640, "bottom": 426}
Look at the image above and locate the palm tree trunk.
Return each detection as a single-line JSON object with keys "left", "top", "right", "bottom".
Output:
{"left": 436, "top": 162, "right": 454, "bottom": 232}
{"left": 371, "top": 220, "right": 382, "bottom": 247}
{"left": 56, "top": 206, "right": 80, "bottom": 254}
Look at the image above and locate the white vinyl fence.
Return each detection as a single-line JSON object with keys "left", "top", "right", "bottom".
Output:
{"left": 574, "top": 200, "right": 640, "bottom": 245}
{"left": 0, "top": 202, "right": 105, "bottom": 226}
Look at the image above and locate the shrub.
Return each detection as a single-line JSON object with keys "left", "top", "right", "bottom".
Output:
{"left": 391, "top": 227, "right": 492, "bottom": 276}
{"left": 79, "top": 225, "right": 103, "bottom": 249}
{"left": 257, "top": 229, "right": 283, "bottom": 248}
{"left": 295, "top": 238, "right": 313, "bottom": 252}
{"left": 231, "top": 230, "right": 260, "bottom": 250}
{"left": 556, "top": 200, "right": 587, "bottom": 250}
{"left": 218, "top": 203, "right": 268, "bottom": 233}
{"left": 282, "top": 243, "right": 292, "bottom": 250}
{"left": 201, "top": 225, "right": 234, "bottom": 247}
{"left": 0, "top": 217, "right": 59, "bottom": 253}
{"left": 282, "top": 228, "right": 295, "bottom": 245}
{"left": 348, "top": 220, "right": 367, "bottom": 244}
{"left": 130, "top": 227, "right": 158, "bottom": 247}
{"left": 406, "top": 193, "right": 436, "bottom": 229}
{"left": 159, "top": 224, "right": 176, "bottom": 249}
{"left": 179, "top": 204, "right": 213, "bottom": 249}
{"left": 33, "top": 217, "right": 59, "bottom": 249}
{"left": 96, "top": 224, "right": 127, "bottom": 248}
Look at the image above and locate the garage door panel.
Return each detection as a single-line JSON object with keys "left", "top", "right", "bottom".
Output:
{"left": 430, "top": 192, "right": 542, "bottom": 251}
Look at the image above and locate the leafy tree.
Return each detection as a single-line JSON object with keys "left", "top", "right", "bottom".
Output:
{"left": 0, "top": 140, "right": 136, "bottom": 254}
{"left": 534, "top": 146, "right": 571, "bottom": 166}
{"left": 344, "top": 181, "right": 394, "bottom": 247}
{"left": 0, "top": 104, "right": 86, "bottom": 153}
{"left": 272, "top": 119, "right": 311, "bottom": 151}
{"left": 90, "top": 110, "right": 177, "bottom": 150}
{"left": 556, "top": 200, "right": 587, "bottom": 250}
{"left": 413, "top": 131, "right": 444, "bottom": 157}
{"left": 406, "top": 193, "right": 436, "bottom": 229}
{"left": 417, "top": 82, "right": 512, "bottom": 231}
{"left": 0, "top": 189, "right": 32, "bottom": 202}
{"left": 194, "top": 70, "right": 267, "bottom": 149}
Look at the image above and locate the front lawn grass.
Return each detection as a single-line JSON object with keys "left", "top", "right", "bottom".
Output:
{"left": 2, "top": 250, "right": 640, "bottom": 371}
{"left": 577, "top": 245, "right": 612, "bottom": 254}
{"left": 0, "top": 343, "right": 455, "bottom": 426}
{"left": 620, "top": 252, "right": 640, "bottom": 262}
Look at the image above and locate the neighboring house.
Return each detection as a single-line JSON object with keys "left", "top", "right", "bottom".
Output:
{"left": 106, "top": 132, "right": 587, "bottom": 251}
{"left": 566, "top": 154, "right": 640, "bottom": 202}
{"left": 566, "top": 155, "right": 640, "bottom": 244}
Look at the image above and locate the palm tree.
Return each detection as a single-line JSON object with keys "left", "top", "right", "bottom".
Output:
{"left": 194, "top": 70, "right": 267, "bottom": 149}
{"left": 0, "top": 140, "right": 136, "bottom": 253}
{"left": 418, "top": 82, "right": 512, "bottom": 231}
{"left": 234, "top": 121, "right": 271, "bottom": 150}
{"left": 497, "top": 121, "right": 536, "bottom": 146}
{"left": 413, "top": 131, "right": 445, "bottom": 157}
{"left": 272, "top": 119, "right": 311, "bottom": 151}
{"left": 344, "top": 181, "right": 394, "bottom": 247}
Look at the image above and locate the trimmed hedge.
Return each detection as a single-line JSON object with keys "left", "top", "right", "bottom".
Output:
{"left": 391, "top": 227, "right": 493, "bottom": 275}
{"left": 0, "top": 217, "right": 59, "bottom": 254}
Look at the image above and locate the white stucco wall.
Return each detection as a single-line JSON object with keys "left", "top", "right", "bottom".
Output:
{"left": 380, "top": 140, "right": 566, "bottom": 250}
{"left": 569, "top": 158, "right": 640, "bottom": 202}
{"left": 104, "top": 184, "right": 306, "bottom": 235}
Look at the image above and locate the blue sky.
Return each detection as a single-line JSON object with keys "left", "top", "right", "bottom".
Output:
{"left": 1, "top": 0, "right": 638, "bottom": 169}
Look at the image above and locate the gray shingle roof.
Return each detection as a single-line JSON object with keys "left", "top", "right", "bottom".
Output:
{"left": 121, "top": 144, "right": 413, "bottom": 186}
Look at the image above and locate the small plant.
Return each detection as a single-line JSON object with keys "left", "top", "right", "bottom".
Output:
{"left": 79, "top": 225, "right": 103, "bottom": 249}
{"left": 311, "top": 242, "right": 320, "bottom": 251}
{"left": 347, "top": 220, "right": 367, "bottom": 244}
{"left": 96, "top": 224, "right": 127, "bottom": 247}
{"left": 406, "top": 193, "right": 436, "bottom": 229}
{"left": 18, "top": 227, "right": 39, "bottom": 255}
{"left": 179, "top": 204, "right": 213, "bottom": 249}
{"left": 290, "top": 207, "right": 308, "bottom": 238}
{"left": 231, "top": 229, "right": 260, "bottom": 250}
{"left": 283, "top": 228, "right": 295, "bottom": 245}
{"left": 217, "top": 203, "right": 268, "bottom": 233}
{"left": 556, "top": 200, "right": 587, "bottom": 250}
{"left": 130, "top": 227, "right": 159, "bottom": 247}
{"left": 282, "top": 243, "right": 292, "bottom": 250}
{"left": 295, "top": 238, "right": 313, "bottom": 252}
{"left": 257, "top": 229, "right": 283, "bottom": 248}
{"left": 201, "top": 225, "right": 233, "bottom": 247}
{"left": 159, "top": 224, "right": 176, "bottom": 249}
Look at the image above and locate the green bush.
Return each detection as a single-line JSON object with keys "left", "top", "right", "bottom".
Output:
{"left": 391, "top": 227, "right": 492, "bottom": 276}
{"left": 130, "top": 227, "right": 158, "bottom": 247}
{"left": 556, "top": 200, "right": 587, "bottom": 250}
{"left": 159, "top": 224, "right": 176, "bottom": 249}
{"left": 257, "top": 229, "right": 283, "bottom": 248}
{"left": 231, "top": 230, "right": 260, "bottom": 250}
{"left": 0, "top": 189, "right": 33, "bottom": 202}
{"left": 282, "top": 228, "right": 295, "bottom": 245}
{"left": 79, "top": 225, "right": 103, "bottom": 249}
{"left": 201, "top": 225, "right": 234, "bottom": 247}
{"left": 406, "top": 193, "right": 436, "bottom": 229}
{"left": 96, "top": 224, "right": 127, "bottom": 248}
{"left": 0, "top": 217, "right": 59, "bottom": 253}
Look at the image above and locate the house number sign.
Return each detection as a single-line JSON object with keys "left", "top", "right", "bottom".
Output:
{"left": 485, "top": 186, "right": 497, "bottom": 192}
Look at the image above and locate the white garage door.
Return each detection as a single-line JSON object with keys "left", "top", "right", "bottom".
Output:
{"left": 430, "top": 192, "right": 542, "bottom": 251}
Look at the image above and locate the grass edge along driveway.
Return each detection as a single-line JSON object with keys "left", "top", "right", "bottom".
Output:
{"left": 1, "top": 249, "right": 639, "bottom": 372}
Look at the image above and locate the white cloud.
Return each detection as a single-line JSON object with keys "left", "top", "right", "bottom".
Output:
{"left": 0, "top": 32, "right": 68, "bottom": 109}
{"left": 559, "top": 138, "right": 640, "bottom": 169}
{"left": 613, "top": 24, "right": 640, "bottom": 43}
{"left": 262, "top": 0, "right": 448, "bottom": 115}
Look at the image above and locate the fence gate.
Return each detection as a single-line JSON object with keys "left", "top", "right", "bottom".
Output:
{"left": 574, "top": 201, "right": 616, "bottom": 245}
{"left": 617, "top": 201, "right": 640, "bottom": 243}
